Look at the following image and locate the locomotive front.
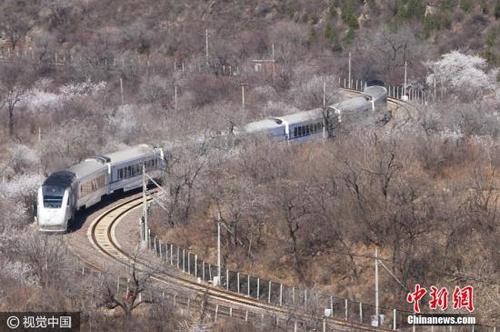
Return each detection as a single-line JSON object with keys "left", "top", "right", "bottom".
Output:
{"left": 37, "top": 171, "right": 75, "bottom": 232}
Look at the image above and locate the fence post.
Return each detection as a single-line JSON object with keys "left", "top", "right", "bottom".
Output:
{"left": 393, "top": 309, "right": 397, "bottom": 330}
{"left": 323, "top": 319, "right": 326, "bottom": 332}
{"left": 159, "top": 242, "right": 163, "bottom": 259}
{"left": 182, "top": 249, "right": 186, "bottom": 272}
{"left": 214, "top": 304, "right": 218, "bottom": 321}
{"left": 268, "top": 281, "right": 272, "bottom": 303}
{"left": 202, "top": 261, "right": 205, "bottom": 281}
{"left": 257, "top": 278, "right": 260, "bottom": 299}
{"left": 194, "top": 255, "right": 197, "bottom": 277}
{"left": 247, "top": 275, "right": 250, "bottom": 297}
{"left": 229, "top": 307, "right": 232, "bottom": 317}
{"left": 279, "top": 283, "right": 283, "bottom": 306}
{"left": 177, "top": 247, "right": 180, "bottom": 269}
{"left": 237, "top": 272, "right": 240, "bottom": 294}
{"left": 226, "top": 270, "right": 229, "bottom": 290}
{"left": 292, "top": 287, "right": 295, "bottom": 305}
{"left": 345, "top": 299, "right": 348, "bottom": 320}
{"left": 245, "top": 311, "right": 248, "bottom": 321}
{"left": 304, "top": 289, "right": 307, "bottom": 310}
{"left": 187, "top": 252, "right": 190, "bottom": 274}
{"left": 209, "top": 264, "right": 212, "bottom": 280}
{"left": 148, "top": 229, "right": 151, "bottom": 249}
{"left": 359, "top": 302, "right": 363, "bottom": 323}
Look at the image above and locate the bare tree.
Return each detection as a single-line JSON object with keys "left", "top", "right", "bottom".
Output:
{"left": 97, "top": 259, "right": 153, "bottom": 320}
{"left": 0, "top": 62, "right": 34, "bottom": 138}
{"left": 0, "top": 0, "right": 37, "bottom": 50}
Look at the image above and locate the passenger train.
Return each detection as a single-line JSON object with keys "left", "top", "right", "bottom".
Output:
{"left": 37, "top": 83, "right": 387, "bottom": 232}
{"left": 236, "top": 84, "right": 387, "bottom": 141}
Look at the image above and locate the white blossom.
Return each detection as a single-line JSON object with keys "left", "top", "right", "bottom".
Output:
{"left": 1, "top": 260, "right": 39, "bottom": 286}
{"left": 426, "top": 51, "right": 498, "bottom": 101}
{"left": 0, "top": 173, "right": 43, "bottom": 200}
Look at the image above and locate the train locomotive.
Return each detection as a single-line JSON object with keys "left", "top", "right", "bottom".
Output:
{"left": 37, "top": 144, "right": 165, "bottom": 232}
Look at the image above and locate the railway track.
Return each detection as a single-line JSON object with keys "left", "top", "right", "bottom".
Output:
{"left": 68, "top": 192, "right": 393, "bottom": 331}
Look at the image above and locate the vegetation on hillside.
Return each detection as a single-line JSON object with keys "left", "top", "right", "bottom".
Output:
{"left": 0, "top": 0, "right": 499, "bottom": 330}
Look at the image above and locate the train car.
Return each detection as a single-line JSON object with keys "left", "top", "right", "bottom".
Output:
{"left": 105, "top": 144, "right": 165, "bottom": 194}
{"left": 37, "top": 158, "right": 109, "bottom": 232}
{"left": 329, "top": 96, "right": 373, "bottom": 123}
{"left": 277, "top": 108, "right": 324, "bottom": 142}
{"left": 37, "top": 144, "right": 165, "bottom": 232}
{"left": 362, "top": 85, "right": 387, "bottom": 110}
{"left": 241, "top": 118, "right": 286, "bottom": 140}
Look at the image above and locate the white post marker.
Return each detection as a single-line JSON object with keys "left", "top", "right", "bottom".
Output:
{"left": 237, "top": 272, "right": 240, "bottom": 294}
{"left": 268, "top": 280, "right": 272, "bottom": 303}
{"left": 402, "top": 61, "right": 408, "bottom": 101}
{"left": 348, "top": 52, "right": 352, "bottom": 89}
{"left": 360, "top": 302, "right": 363, "bottom": 323}
{"left": 393, "top": 309, "right": 397, "bottom": 330}
{"left": 279, "top": 283, "right": 283, "bottom": 306}
{"left": 194, "top": 255, "right": 197, "bottom": 277}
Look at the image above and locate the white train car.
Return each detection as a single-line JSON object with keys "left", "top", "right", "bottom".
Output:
{"left": 37, "top": 144, "right": 165, "bottom": 233}
{"left": 37, "top": 159, "right": 110, "bottom": 232}
{"left": 362, "top": 85, "right": 387, "bottom": 110}
{"left": 329, "top": 96, "right": 373, "bottom": 123}
{"left": 106, "top": 144, "right": 164, "bottom": 193}
{"left": 278, "top": 109, "right": 324, "bottom": 142}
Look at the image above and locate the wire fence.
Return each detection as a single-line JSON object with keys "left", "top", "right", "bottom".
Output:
{"left": 75, "top": 264, "right": 371, "bottom": 332}
{"left": 140, "top": 224, "right": 497, "bottom": 332}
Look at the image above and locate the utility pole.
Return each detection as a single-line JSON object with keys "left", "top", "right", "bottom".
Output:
{"left": 142, "top": 164, "right": 148, "bottom": 245}
{"left": 217, "top": 212, "right": 221, "bottom": 287}
{"left": 272, "top": 43, "right": 276, "bottom": 79}
{"left": 241, "top": 84, "right": 246, "bottom": 109}
{"left": 120, "top": 78, "right": 124, "bottom": 105}
{"left": 348, "top": 52, "right": 352, "bottom": 89}
{"left": 403, "top": 61, "right": 408, "bottom": 100}
{"left": 205, "top": 29, "right": 209, "bottom": 67}
{"left": 323, "top": 81, "right": 326, "bottom": 108}
{"left": 174, "top": 84, "right": 178, "bottom": 111}
{"left": 375, "top": 247, "right": 380, "bottom": 326}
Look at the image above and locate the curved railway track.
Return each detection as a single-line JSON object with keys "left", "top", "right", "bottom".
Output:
{"left": 67, "top": 192, "right": 393, "bottom": 332}
{"left": 67, "top": 90, "right": 416, "bottom": 331}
